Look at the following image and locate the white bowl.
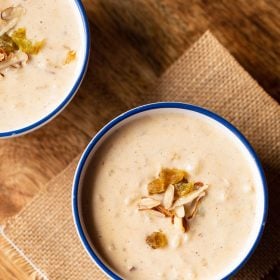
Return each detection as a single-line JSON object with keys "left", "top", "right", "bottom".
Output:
{"left": 0, "top": 0, "right": 90, "bottom": 138}
{"left": 72, "top": 102, "right": 268, "bottom": 279}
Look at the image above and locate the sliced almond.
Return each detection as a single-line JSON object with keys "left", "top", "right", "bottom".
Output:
{"left": 138, "top": 197, "right": 161, "bottom": 210}
{"left": 174, "top": 216, "right": 185, "bottom": 233}
{"left": 182, "top": 217, "right": 190, "bottom": 232}
{"left": 0, "top": 51, "right": 28, "bottom": 72}
{"left": 163, "top": 184, "right": 174, "bottom": 209}
{"left": 0, "top": 49, "right": 7, "bottom": 62}
{"left": 174, "top": 205, "right": 185, "bottom": 218}
{"left": 153, "top": 205, "right": 174, "bottom": 218}
{"left": 1, "top": 5, "right": 25, "bottom": 21}
{"left": 142, "top": 209, "right": 165, "bottom": 218}
{"left": 171, "top": 184, "right": 208, "bottom": 209}
{"left": 188, "top": 192, "right": 206, "bottom": 219}
{"left": 0, "top": 6, "right": 26, "bottom": 36}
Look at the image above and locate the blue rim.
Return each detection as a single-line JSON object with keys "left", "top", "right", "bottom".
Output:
{"left": 72, "top": 102, "right": 268, "bottom": 280}
{"left": 0, "top": 0, "right": 90, "bottom": 138}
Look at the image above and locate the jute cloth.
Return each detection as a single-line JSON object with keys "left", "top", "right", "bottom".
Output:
{"left": 1, "top": 32, "right": 279, "bottom": 279}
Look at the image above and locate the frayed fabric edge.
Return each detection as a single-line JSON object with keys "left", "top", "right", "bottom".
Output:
{"left": 0, "top": 227, "right": 48, "bottom": 280}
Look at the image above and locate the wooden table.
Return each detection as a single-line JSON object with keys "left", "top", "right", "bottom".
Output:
{"left": 0, "top": 0, "right": 279, "bottom": 279}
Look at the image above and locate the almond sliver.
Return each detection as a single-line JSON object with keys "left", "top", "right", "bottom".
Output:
{"left": 138, "top": 197, "right": 161, "bottom": 209}
{"left": 0, "top": 6, "right": 25, "bottom": 36}
{"left": 171, "top": 184, "right": 208, "bottom": 209}
{"left": 0, "top": 51, "right": 28, "bottom": 71}
{"left": 174, "top": 205, "right": 185, "bottom": 218}
{"left": 188, "top": 192, "right": 206, "bottom": 219}
{"left": 143, "top": 209, "right": 166, "bottom": 218}
{"left": 163, "top": 184, "right": 174, "bottom": 209}
{"left": 174, "top": 216, "right": 185, "bottom": 233}
{"left": 153, "top": 205, "right": 174, "bottom": 218}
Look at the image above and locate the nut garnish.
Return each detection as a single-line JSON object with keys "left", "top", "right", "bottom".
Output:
{"left": 138, "top": 197, "right": 161, "bottom": 210}
{"left": 11, "top": 28, "right": 45, "bottom": 55}
{"left": 153, "top": 205, "right": 174, "bottom": 218}
{"left": 1, "top": 5, "right": 25, "bottom": 21}
{"left": 187, "top": 192, "right": 206, "bottom": 220}
{"left": 0, "top": 5, "right": 75, "bottom": 77}
{"left": 174, "top": 205, "right": 185, "bottom": 218}
{"left": 143, "top": 209, "right": 165, "bottom": 218}
{"left": 0, "top": 6, "right": 46, "bottom": 76}
{"left": 146, "top": 231, "right": 167, "bottom": 249}
{"left": 171, "top": 184, "right": 208, "bottom": 209}
{"left": 139, "top": 167, "right": 209, "bottom": 246}
{"left": 162, "top": 184, "right": 174, "bottom": 209}
{"left": 0, "top": 51, "right": 28, "bottom": 72}
{"left": 0, "top": 5, "right": 25, "bottom": 36}
{"left": 148, "top": 168, "right": 187, "bottom": 194}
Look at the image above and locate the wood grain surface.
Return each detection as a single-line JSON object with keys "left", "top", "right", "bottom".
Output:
{"left": 0, "top": 0, "right": 279, "bottom": 278}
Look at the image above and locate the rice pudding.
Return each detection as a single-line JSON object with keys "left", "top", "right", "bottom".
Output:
{"left": 80, "top": 109, "right": 263, "bottom": 280}
{"left": 0, "top": 0, "right": 86, "bottom": 132}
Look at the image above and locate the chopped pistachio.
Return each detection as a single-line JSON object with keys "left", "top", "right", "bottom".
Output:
{"left": 174, "top": 216, "right": 186, "bottom": 233}
{"left": 174, "top": 205, "right": 185, "bottom": 218}
{"left": 140, "top": 167, "right": 208, "bottom": 238}
{"left": 194, "top": 182, "right": 204, "bottom": 188}
{"left": 146, "top": 231, "right": 167, "bottom": 249}
{"left": 0, "top": 48, "right": 8, "bottom": 62}
{"left": 1, "top": 5, "right": 25, "bottom": 21}
{"left": 174, "top": 182, "right": 195, "bottom": 197}
{"left": 11, "top": 28, "right": 45, "bottom": 55}
{"left": 143, "top": 209, "right": 165, "bottom": 218}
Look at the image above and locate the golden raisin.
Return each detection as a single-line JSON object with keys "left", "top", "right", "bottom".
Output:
{"left": 148, "top": 178, "right": 165, "bottom": 194}
{"left": 160, "top": 168, "right": 187, "bottom": 186}
{"left": 146, "top": 231, "right": 168, "bottom": 249}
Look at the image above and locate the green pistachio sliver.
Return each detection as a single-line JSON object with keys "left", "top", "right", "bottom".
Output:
{"left": 174, "top": 182, "right": 195, "bottom": 197}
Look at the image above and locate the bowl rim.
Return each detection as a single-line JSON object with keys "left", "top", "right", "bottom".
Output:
{"left": 0, "top": 0, "right": 90, "bottom": 139}
{"left": 72, "top": 102, "right": 268, "bottom": 280}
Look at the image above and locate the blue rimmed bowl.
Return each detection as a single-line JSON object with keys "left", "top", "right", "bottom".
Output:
{"left": 0, "top": 0, "right": 90, "bottom": 139}
{"left": 72, "top": 102, "right": 268, "bottom": 280}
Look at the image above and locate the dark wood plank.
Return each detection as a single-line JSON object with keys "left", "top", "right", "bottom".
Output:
{"left": 0, "top": 115, "right": 90, "bottom": 221}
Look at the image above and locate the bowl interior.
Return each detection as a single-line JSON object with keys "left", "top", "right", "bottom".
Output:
{"left": 73, "top": 104, "right": 267, "bottom": 279}
{"left": 0, "top": 0, "right": 90, "bottom": 138}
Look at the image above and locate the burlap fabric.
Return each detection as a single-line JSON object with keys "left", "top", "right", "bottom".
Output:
{"left": 1, "top": 32, "right": 279, "bottom": 279}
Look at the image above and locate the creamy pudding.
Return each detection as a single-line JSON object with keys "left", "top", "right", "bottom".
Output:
{"left": 0, "top": 0, "right": 86, "bottom": 133}
{"left": 80, "top": 109, "right": 264, "bottom": 280}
